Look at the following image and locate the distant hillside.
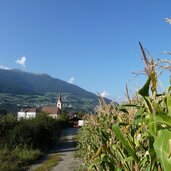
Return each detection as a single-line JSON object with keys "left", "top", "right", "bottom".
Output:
{"left": 0, "top": 69, "right": 110, "bottom": 113}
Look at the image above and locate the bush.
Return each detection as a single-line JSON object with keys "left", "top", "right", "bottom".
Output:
{"left": 0, "top": 148, "right": 43, "bottom": 171}
{"left": 10, "top": 119, "right": 34, "bottom": 149}
{"left": 0, "top": 113, "right": 69, "bottom": 169}
{"left": 0, "top": 115, "right": 18, "bottom": 148}
{"left": 0, "top": 113, "right": 68, "bottom": 150}
{"left": 0, "top": 149, "right": 21, "bottom": 171}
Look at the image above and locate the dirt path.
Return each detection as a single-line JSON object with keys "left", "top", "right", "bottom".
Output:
{"left": 29, "top": 128, "right": 80, "bottom": 171}
{"left": 51, "top": 128, "right": 79, "bottom": 171}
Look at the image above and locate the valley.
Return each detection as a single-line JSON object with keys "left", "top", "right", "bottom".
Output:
{"left": 0, "top": 92, "right": 97, "bottom": 114}
{"left": 0, "top": 69, "right": 106, "bottom": 114}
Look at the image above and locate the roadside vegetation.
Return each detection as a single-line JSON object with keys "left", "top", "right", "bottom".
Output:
{"left": 78, "top": 43, "right": 171, "bottom": 171}
{"left": 33, "top": 153, "right": 62, "bottom": 171}
{"left": 0, "top": 113, "right": 69, "bottom": 171}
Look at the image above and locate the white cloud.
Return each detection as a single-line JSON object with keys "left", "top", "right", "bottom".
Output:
{"left": 0, "top": 65, "right": 11, "bottom": 70}
{"left": 68, "top": 77, "right": 75, "bottom": 84}
{"left": 16, "top": 56, "right": 26, "bottom": 67}
{"left": 100, "top": 91, "right": 110, "bottom": 97}
{"left": 162, "top": 51, "right": 171, "bottom": 55}
{"left": 165, "top": 18, "right": 171, "bottom": 24}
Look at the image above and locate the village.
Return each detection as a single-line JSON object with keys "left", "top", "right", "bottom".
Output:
{"left": 17, "top": 93, "right": 84, "bottom": 127}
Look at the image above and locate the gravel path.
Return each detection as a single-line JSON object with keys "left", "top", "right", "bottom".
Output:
{"left": 29, "top": 128, "right": 79, "bottom": 171}
{"left": 51, "top": 128, "right": 79, "bottom": 171}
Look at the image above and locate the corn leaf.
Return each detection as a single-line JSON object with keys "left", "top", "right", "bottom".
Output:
{"left": 133, "top": 108, "right": 145, "bottom": 127}
{"left": 154, "top": 129, "right": 171, "bottom": 171}
{"left": 154, "top": 114, "right": 171, "bottom": 127}
{"left": 119, "top": 104, "right": 140, "bottom": 115}
{"left": 143, "top": 96, "right": 153, "bottom": 113}
{"left": 112, "top": 123, "right": 138, "bottom": 162}
{"left": 92, "top": 144, "right": 103, "bottom": 159}
{"left": 154, "top": 100, "right": 165, "bottom": 115}
{"left": 167, "top": 86, "right": 171, "bottom": 116}
{"left": 138, "top": 76, "right": 151, "bottom": 97}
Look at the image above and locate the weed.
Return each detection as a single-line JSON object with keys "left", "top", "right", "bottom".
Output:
{"left": 33, "top": 154, "right": 62, "bottom": 171}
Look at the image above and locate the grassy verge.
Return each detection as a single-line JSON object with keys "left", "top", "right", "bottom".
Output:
{"left": 0, "top": 148, "right": 43, "bottom": 171}
{"left": 33, "top": 154, "right": 62, "bottom": 171}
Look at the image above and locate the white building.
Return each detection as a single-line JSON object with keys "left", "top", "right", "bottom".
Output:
{"left": 18, "top": 108, "right": 36, "bottom": 120}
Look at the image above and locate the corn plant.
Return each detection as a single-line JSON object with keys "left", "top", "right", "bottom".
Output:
{"left": 78, "top": 43, "right": 171, "bottom": 171}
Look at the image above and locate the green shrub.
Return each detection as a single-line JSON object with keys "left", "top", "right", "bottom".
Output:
{"left": 31, "top": 113, "right": 62, "bottom": 149}
{"left": 0, "top": 148, "right": 43, "bottom": 171}
{"left": 13, "top": 148, "right": 43, "bottom": 165}
{"left": 0, "top": 115, "right": 18, "bottom": 148}
{"left": 0, "top": 112, "right": 69, "bottom": 169}
{"left": 0, "top": 149, "right": 21, "bottom": 171}
{"left": 0, "top": 113, "right": 68, "bottom": 150}
{"left": 10, "top": 119, "right": 34, "bottom": 149}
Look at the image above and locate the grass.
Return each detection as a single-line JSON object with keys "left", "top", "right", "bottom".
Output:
{"left": 33, "top": 153, "right": 62, "bottom": 171}
{"left": 0, "top": 148, "right": 43, "bottom": 171}
{"left": 14, "top": 148, "right": 43, "bottom": 165}
{"left": 73, "top": 166, "right": 87, "bottom": 171}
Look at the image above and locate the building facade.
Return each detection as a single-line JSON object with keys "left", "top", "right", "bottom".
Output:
{"left": 18, "top": 108, "right": 36, "bottom": 120}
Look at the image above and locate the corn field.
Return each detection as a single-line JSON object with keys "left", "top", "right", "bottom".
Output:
{"left": 78, "top": 43, "right": 171, "bottom": 171}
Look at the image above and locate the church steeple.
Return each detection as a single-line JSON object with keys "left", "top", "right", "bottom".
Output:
{"left": 56, "top": 93, "right": 62, "bottom": 109}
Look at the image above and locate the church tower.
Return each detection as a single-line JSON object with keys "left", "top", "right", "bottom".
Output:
{"left": 56, "top": 93, "right": 62, "bottom": 110}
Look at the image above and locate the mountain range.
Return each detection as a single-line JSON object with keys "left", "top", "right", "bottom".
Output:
{"left": 0, "top": 69, "right": 110, "bottom": 113}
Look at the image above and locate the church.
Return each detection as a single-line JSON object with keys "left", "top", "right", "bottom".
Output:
{"left": 42, "top": 94, "right": 62, "bottom": 118}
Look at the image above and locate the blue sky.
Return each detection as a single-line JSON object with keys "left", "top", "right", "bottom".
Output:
{"left": 0, "top": 0, "right": 171, "bottom": 101}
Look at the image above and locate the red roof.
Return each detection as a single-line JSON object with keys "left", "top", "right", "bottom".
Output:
{"left": 22, "top": 108, "right": 36, "bottom": 113}
{"left": 42, "top": 106, "right": 61, "bottom": 114}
